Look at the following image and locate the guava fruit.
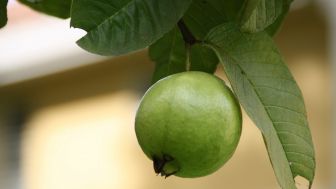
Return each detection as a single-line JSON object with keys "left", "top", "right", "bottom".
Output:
{"left": 135, "top": 71, "right": 242, "bottom": 178}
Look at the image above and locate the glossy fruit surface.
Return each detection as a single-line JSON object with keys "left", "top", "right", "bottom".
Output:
{"left": 135, "top": 71, "right": 242, "bottom": 178}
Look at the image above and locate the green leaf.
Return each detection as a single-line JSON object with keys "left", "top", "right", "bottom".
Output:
{"left": 240, "top": 0, "right": 283, "bottom": 33}
{"left": 71, "top": 0, "right": 192, "bottom": 56}
{"left": 70, "top": 0, "right": 131, "bottom": 32}
{"left": 206, "top": 23, "right": 315, "bottom": 188}
{"left": 189, "top": 44, "right": 218, "bottom": 73}
{"left": 183, "top": 0, "right": 244, "bottom": 39}
{"left": 0, "top": 0, "right": 7, "bottom": 28}
{"left": 265, "top": 0, "right": 293, "bottom": 36}
{"left": 19, "top": 0, "right": 71, "bottom": 19}
{"left": 149, "top": 27, "right": 187, "bottom": 83}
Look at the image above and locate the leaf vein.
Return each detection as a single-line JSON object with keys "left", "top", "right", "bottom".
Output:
{"left": 254, "top": 85, "right": 302, "bottom": 100}
{"left": 264, "top": 105, "right": 306, "bottom": 117}
{"left": 277, "top": 131, "right": 313, "bottom": 147}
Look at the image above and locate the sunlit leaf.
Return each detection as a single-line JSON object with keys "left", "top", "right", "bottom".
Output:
{"left": 206, "top": 23, "right": 315, "bottom": 188}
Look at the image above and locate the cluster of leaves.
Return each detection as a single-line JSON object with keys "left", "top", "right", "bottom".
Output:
{"left": 1, "top": 0, "right": 315, "bottom": 188}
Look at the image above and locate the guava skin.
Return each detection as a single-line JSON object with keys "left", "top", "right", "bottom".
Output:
{"left": 135, "top": 71, "right": 242, "bottom": 178}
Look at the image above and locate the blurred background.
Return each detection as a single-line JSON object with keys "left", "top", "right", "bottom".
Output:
{"left": 0, "top": 0, "right": 334, "bottom": 188}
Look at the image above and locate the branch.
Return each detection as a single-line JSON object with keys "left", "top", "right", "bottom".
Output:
{"left": 177, "top": 19, "right": 200, "bottom": 45}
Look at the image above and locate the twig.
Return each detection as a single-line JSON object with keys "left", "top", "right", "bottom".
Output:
{"left": 177, "top": 19, "right": 200, "bottom": 45}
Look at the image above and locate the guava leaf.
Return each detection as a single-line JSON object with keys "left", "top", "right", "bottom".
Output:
{"left": 265, "top": 0, "right": 293, "bottom": 36}
{"left": 0, "top": 0, "right": 7, "bottom": 28}
{"left": 183, "top": 0, "right": 244, "bottom": 39}
{"left": 189, "top": 44, "right": 218, "bottom": 73}
{"left": 149, "top": 27, "right": 187, "bottom": 83}
{"left": 240, "top": 0, "right": 283, "bottom": 33}
{"left": 70, "top": 0, "right": 130, "bottom": 32}
{"left": 206, "top": 23, "right": 315, "bottom": 188}
{"left": 71, "top": 0, "right": 192, "bottom": 56}
{"left": 18, "top": 0, "right": 71, "bottom": 19}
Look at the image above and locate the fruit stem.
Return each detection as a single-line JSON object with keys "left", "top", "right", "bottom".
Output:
{"left": 186, "top": 44, "right": 191, "bottom": 71}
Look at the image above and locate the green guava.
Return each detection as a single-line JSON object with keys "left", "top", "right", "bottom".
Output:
{"left": 135, "top": 71, "right": 242, "bottom": 178}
